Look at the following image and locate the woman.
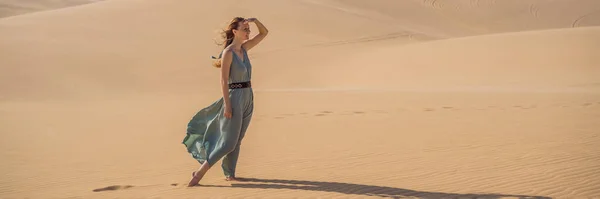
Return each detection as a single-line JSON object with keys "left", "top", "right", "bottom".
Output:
{"left": 182, "top": 17, "right": 268, "bottom": 187}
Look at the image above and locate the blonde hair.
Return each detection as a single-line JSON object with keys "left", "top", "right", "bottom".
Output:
{"left": 213, "top": 17, "right": 246, "bottom": 68}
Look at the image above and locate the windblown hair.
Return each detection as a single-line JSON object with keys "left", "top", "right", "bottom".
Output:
{"left": 213, "top": 17, "right": 246, "bottom": 68}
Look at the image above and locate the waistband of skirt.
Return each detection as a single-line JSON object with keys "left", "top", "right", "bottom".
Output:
{"left": 228, "top": 81, "right": 251, "bottom": 89}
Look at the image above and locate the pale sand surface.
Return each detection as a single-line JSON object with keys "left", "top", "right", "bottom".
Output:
{"left": 1, "top": 0, "right": 600, "bottom": 198}
{"left": 0, "top": 0, "right": 101, "bottom": 18}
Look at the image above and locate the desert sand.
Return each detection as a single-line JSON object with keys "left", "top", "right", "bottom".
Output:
{"left": 1, "top": 0, "right": 600, "bottom": 198}
{"left": 0, "top": 0, "right": 101, "bottom": 18}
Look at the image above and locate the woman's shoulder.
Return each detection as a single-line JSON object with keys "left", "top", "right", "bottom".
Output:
{"left": 221, "top": 47, "right": 233, "bottom": 57}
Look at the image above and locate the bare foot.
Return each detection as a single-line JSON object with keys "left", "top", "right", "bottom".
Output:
{"left": 225, "top": 176, "right": 246, "bottom": 182}
{"left": 188, "top": 163, "right": 211, "bottom": 187}
{"left": 188, "top": 171, "right": 202, "bottom": 187}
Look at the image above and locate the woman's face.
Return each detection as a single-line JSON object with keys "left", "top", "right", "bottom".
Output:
{"left": 234, "top": 21, "right": 251, "bottom": 40}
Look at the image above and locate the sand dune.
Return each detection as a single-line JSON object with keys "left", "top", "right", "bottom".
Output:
{"left": 1, "top": 0, "right": 599, "bottom": 198}
{"left": 312, "top": 26, "right": 600, "bottom": 92}
{"left": 0, "top": 0, "right": 101, "bottom": 18}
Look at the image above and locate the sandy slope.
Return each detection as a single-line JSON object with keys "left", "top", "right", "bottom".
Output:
{"left": 0, "top": 0, "right": 101, "bottom": 18}
{"left": 1, "top": 0, "right": 599, "bottom": 198}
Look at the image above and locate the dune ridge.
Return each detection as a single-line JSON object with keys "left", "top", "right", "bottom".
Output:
{"left": 1, "top": 0, "right": 599, "bottom": 198}
{"left": 0, "top": 0, "right": 102, "bottom": 18}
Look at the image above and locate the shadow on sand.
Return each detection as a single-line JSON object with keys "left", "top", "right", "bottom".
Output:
{"left": 201, "top": 178, "right": 551, "bottom": 199}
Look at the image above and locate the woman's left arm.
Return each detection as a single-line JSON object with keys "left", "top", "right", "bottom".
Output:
{"left": 243, "top": 18, "right": 268, "bottom": 51}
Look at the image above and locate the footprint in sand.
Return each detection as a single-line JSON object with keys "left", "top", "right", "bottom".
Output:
{"left": 274, "top": 113, "right": 295, "bottom": 119}
{"left": 93, "top": 185, "right": 135, "bottom": 192}
{"left": 315, "top": 111, "right": 333, "bottom": 116}
{"left": 342, "top": 111, "right": 364, "bottom": 115}
{"left": 93, "top": 183, "right": 179, "bottom": 192}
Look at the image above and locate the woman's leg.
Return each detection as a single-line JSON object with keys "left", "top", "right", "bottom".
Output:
{"left": 222, "top": 103, "right": 253, "bottom": 180}
{"left": 188, "top": 104, "right": 245, "bottom": 186}
{"left": 188, "top": 161, "right": 211, "bottom": 186}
